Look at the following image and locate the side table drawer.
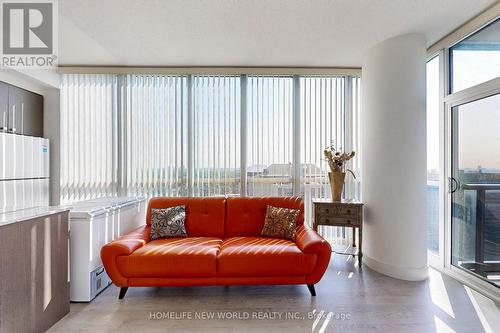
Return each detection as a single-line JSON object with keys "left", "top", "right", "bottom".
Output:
{"left": 317, "top": 205, "right": 359, "bottom": 217}
{"left": 318, "top": 216, "right": 359, "bottom": 227}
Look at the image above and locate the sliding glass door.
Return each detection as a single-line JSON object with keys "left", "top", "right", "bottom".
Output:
{"left": 451, "top": 93, "right": 500, "bottom": 287}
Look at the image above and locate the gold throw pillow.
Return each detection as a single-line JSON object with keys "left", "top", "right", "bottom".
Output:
{"left": 261, "top": 205, "right": 300, "bottom": 241}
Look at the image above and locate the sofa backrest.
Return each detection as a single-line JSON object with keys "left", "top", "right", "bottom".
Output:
{"left": 146, "top": 197, "right": 226, "bottom": 237}
{"left": 225, "top": 197, "right": 304, "bottom": 237}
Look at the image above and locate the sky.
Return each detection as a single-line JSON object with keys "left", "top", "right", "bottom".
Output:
{"left": 457, "top": 93, "right": 500, "bottom": 170}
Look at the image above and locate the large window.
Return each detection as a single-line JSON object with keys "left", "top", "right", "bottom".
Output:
{"left": 60, "top": 73, "right": 360, "bottom": 231}
{"left": 300, "top": 76, "right": 345, "bottom": 202}
{"left": 60, "top": 74, "right": 118, "bottom": 203}
{"left": 444, "top": 14, "right": 500, "bottom": 289}
{"left": 451, "top": 93, "right": 500, "bottom": 287}
{"left": 450, "top": 17, "right": 500, "bottom": 93}
{"left": 192, "top": 76, "right": 241, "bottom": 196}
{"left": 124, "top": 75, "right": 188, "bottom": 197}
{"left": 246, "top": 76, "right": 294, "bottom": 197}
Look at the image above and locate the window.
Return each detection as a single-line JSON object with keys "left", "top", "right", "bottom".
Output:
{"left": 426, "top": 56, "right": 440, "bottom": 254}
{"left": 246, "top": 76, "right": 294, "bottom": 197}
{"left": 124, "top": 75, "right": 188, "bottom": 197}
{"left": 300, "top": 77, "right": 345, "bottom": 200}
{"left": 192, "top": 76, "right": 241, "bottom": 196}
{"left": 451, "top": 93, "right": 500, "bottom": 286}
{"left": 450, "top": 18, "right": 500, "bottom": 93}
{"left": 425, "top": 12, "right": 500, "bottom": 293}
{"left": 60, "top": 74, "right": 118, "bottom": 203}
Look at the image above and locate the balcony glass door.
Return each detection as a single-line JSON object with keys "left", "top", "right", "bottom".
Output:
{"left": 451, "top": 93, "right": 500, "bottom": 287}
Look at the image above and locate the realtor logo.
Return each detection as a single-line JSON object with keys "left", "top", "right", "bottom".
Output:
{"left": 3, "top": 2, "right": 52, "bottom": 54}
{"left": 1, "top": 0, "right": 57, "bottom": 67}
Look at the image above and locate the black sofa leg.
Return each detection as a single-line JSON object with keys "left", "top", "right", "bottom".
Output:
{"left": 307, "top": 284, "right": 316, "bottom": 296}
{"left": 119, "top": 287, "right": 128, "bottom": 299}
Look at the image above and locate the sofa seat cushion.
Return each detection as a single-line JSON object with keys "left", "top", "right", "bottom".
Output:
{"left": 117, "top": 237, "right": 222, "bottom": 278}
{"left": 217, "top": 237, "right": 317, "bottom": 277}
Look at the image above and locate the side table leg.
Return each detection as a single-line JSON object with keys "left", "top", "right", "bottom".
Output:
{"left": 352, "top": 227, "right": 356, "bottom": 247}
{"left": 358, "top": 226, "right": 363, "bottom": 268}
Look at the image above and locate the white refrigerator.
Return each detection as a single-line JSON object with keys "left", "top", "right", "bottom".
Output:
{"left": 0, "top": 132, "right": 50, "bottom": 213}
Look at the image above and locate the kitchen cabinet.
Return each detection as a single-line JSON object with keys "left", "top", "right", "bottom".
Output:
{"left": 0, "top": 82, "right": 8, "bottom": 131}
{"left": 0, "top": 81, "right": 44, "bottom": 137}
{"left": 0, "top": 209, "right": 70, "bottom": 333}
{"left": 23, "top": 89, "right": 44, "bottom": 137}
{"left": 7, "top": 85, "right": 23, "bottom": 133}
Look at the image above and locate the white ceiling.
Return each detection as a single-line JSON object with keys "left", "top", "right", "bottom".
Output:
{"left": 58, "top": 0, "right": 497, "bottom": 67}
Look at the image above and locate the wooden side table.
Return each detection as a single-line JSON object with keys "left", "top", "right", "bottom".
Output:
{"left": 312, "top": 199, "right": 364, "bottom": 267}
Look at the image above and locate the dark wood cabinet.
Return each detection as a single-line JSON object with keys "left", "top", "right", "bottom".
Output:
{"left": 0, "top": 211, "right": 70, "bottom": 333}
{"left": 0, "top": 81, "right": 44, "bottom": 137}
{"left": 7, "top": 85, "right": 23, "bottom": 133}
{"left": 23, "top": 90, "right": 44, "bottom": 137}
{"left": 0, "top": 82, "right": 8, "bottom": 131}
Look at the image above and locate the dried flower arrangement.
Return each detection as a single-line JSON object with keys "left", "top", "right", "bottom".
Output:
{"left": 323, "top": 142, "right": 356, "bottom": 178}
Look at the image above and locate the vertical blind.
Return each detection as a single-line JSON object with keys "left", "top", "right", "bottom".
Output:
{"left": 246, "top": 76, "right": 294, "bottom": 197}
{"left": 192, "top": 76, "right": 241, "bottom": 196}
{"left": 124, "top": 75, "right": 187, "bottom": 198}
{"left": 60, "top": 74, "right": 118, "bottom": 203}
{"left": 350, "top": 77, "right": 362, "bottom": 200}
{"left": 60, "top": 74, "right": 360, "bottom": 244}
{"left": 300, "top": 76, "right": 346, "bottom": 241}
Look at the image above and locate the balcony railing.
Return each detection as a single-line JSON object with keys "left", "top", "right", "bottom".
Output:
{"left": 454, "top": 183, "right": 500, "bottom": 286}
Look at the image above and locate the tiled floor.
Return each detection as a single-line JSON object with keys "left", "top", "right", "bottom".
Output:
{"left": 48, "top": 254, "right": 500, "bottom": 333}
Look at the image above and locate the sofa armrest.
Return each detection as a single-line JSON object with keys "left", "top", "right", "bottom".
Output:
{"left": 101, "top": 225, "right": 150, "bottom": 287}
{"left": 295, "top": 225, "right": 332, "bottom": 284}
{"left": 296, "top": 225, "right": 330, "bottom": 254}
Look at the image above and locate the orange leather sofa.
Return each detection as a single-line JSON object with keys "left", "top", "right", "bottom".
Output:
{"left": 101, "top": 197, "right": 331, "bottom": 299}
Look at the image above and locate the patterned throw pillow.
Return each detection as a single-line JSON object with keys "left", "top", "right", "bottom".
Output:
{"left": 150, "top": 206, "right": 187, "bottom": 240}
{"left": 261, "top": 205, "right": 300, "bottom": 241}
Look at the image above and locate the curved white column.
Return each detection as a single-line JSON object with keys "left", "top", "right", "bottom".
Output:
{"left": 361, "top": 33, "right": 428, "bottom": 281}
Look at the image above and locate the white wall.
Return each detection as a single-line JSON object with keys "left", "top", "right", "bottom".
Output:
{"left": 0, "top": 69, "right": 61, "bottom": 205}
{"left": 361, "top": 34, "right": 428, "bottom": 281}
